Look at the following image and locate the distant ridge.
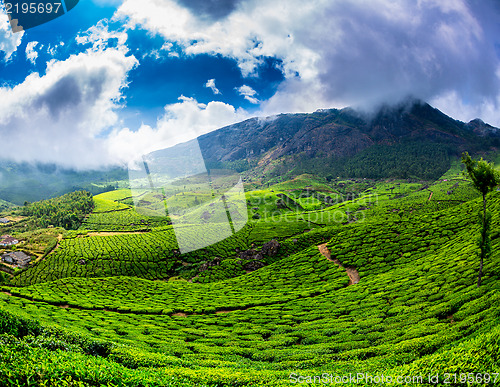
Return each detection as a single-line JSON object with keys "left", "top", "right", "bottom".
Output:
{"left": 193, "top": 99, "right": 499, "bottom": 180}
{"left": 1, "top": 100, "right": 498, "bottom": 204}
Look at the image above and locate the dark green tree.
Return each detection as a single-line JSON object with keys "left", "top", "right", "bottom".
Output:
{"left": 461, "top": 152, "right": 500, "bottom": 287}
{"left": 20, "top": 190, "right": 94, "bottom": 230}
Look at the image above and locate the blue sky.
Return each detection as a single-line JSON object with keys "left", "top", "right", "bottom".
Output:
{"left": 1, "top": 1, "right": 283, "bottom": 127}
{"left": 0, "top": 0, "right": 499, "bottom": 169}
{"left": 1, "top": 1, "right": 116, "bottom": 82}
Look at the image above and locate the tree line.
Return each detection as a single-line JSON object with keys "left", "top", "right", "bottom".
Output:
{"left": 20, "top": 191, "right": 94, "bottom": 230}
{"left": 289, "top": 142, "right": 452, "bottom": 181}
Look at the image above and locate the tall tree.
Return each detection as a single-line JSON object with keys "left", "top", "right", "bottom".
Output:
{"left": 461, "top": 152, "right": 500, "bottom": 287}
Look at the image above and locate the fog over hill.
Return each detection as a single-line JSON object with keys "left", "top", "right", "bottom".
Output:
{"left": 194, "top": 99, "right": 500, "bottom": 180}
{"left": 0, "top": 99, "right": 499, "bottom": 204}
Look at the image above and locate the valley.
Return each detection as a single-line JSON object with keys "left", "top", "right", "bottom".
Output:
{"left": 0, "top": 162, "right": 498, "bottom": 386}
{"left": 0, "top": 102, "right": 499, "bottom": 386}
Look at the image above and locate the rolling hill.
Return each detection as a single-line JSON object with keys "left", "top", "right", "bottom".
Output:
{"left": 0, "top": 100, "right": 499, "bottom": 386}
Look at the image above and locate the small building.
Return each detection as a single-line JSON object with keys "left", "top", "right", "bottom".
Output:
{"left": 0, "top": 218, "right": 10, "bottom": 224}
{"left": 2, "top": 251, "right": 31, "bottom": 267}
{"left": 0, "top": 237, "right": 19, "bottom": 247}
{"left": 2, "top": 254, "right": 13, "bottom": 264}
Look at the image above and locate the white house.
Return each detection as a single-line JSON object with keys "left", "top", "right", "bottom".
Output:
{"left": 0, "top": 236, "right": 19, "bottom": 247}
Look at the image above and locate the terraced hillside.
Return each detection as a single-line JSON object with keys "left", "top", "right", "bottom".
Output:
{"left": 0, "top": 168, "right": 499, "bottom": 386}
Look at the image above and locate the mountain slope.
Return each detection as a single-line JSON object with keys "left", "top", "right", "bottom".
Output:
{"left": 195, "top": 99, "right": 499, "bottom": 180}
{"left": 0, "top": 162, "right": 127, "bottom": 204}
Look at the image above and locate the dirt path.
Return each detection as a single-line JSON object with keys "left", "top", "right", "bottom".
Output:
{"left": 318, "top": 243, "right": 340, "bottom": 265}
{"left": 318, "top": 243, "right": 360, "bottom": 285}
{"left": 32, "top": 233, "right": 63, "bottom": 264}
{"left": 428, "top": 191, "right": 433, "bottom": 201}
{"left": 51, "top": 234, "right": 63, "bottom": 252}
{"left": 345, "top": 267, "right": 361, "bottom": 285}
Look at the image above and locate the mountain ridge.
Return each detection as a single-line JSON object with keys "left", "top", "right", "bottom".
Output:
{"left": 194, "top": 99, "right": 499, "bottom": 180}
{"left": 0, "top": 100, "right": 498, "bottom": 204}
{"left": 199, "top": 99, "right": 498, "bottom": 160}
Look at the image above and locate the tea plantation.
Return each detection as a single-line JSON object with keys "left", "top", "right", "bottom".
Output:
{"left": 0, "top": 170, "right": 499, "bottom": 386}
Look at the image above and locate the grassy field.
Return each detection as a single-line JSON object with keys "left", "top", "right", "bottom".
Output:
{"left": 0, "top": 164, "right": 499, "bottom": 386}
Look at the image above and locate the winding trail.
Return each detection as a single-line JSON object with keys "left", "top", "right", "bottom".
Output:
{"left": 32, "top": 233, "right": 63, "bottom": 265}
{"left": 428, "top": 191, "right": 433, "bottom": 201}
{"left": 318, "top": 243, "right": 360, "bottom": 285}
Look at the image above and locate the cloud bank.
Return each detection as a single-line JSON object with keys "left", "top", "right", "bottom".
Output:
{"left": 0, "top": 44, "right": 247, "bottom": 169}
{"left": 1, "top": 0, "right": 500, "bottom": 171}
{"left": 116, "top": 0, "right": 500, "bottom": 123}
{"left": 25, "top": 41, "right": 39, "bottom": 65}
{"left": 236, "top": 85, "right": 258, "bottom": 104}
{"left": 205, "top": 78, "right": 221, "bottom": 95}
{"left": 0, "top": 44, "right": 138, "bottom": 169}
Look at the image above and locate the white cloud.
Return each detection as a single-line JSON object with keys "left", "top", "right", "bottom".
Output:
{"left": 205, "top": 78, "right": 221, "bottom": 95}
{"left": 0, "top": 46, "right": 138, "bottom": 169}
{"left": 108, "top": 96, "right": 249, "bottom": 163}
{"left": 76, "top": 20, "right": 128, "bottom": 51}
{"left": 160, "top": 42, "right": 173, "bottom": 51}
{"left": 114, "top": 0, "right": 500, "bottom": 122}
{"left": 260, "top": 78, "right": 329, "bottom": 115}
{"left": 25, "top": 41, "right": 39, "bottom": 65}
{"left": 236, "top": 84, "right": 258, "bottom": 104}
{"left": 0, "top": 8, "right": 24, "bottom": 62}
{"left": 142, "top": 42, "right": 177, "bottom": 61}
{"left": 113, "top": 0, "right": 306, "bottom": 77}
{"left": 47, "top": 41, "right": 65, "bottom": 57}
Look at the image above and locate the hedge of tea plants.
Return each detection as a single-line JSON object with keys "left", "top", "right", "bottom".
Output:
{"left": 0, "top": 169, "right": 499, "bottom": 385}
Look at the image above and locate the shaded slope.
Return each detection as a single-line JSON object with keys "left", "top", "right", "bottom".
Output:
{"left": 194, "top": 99, "right": 499, "bottom": 180}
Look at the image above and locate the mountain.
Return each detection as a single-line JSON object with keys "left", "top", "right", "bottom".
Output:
{"left": 1, "top": 100, "right": 498, "bottom": 204}
{"left": 195, "top": 99, "right": 499, "bottom": 181}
